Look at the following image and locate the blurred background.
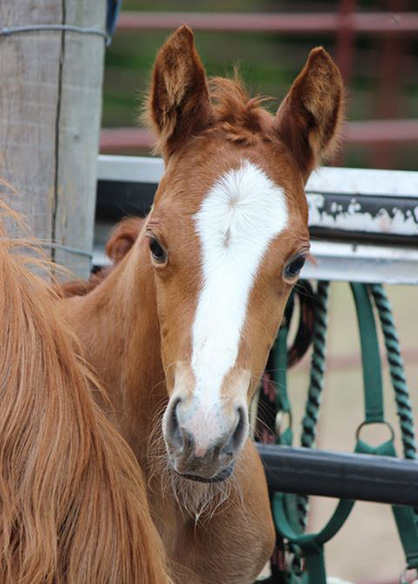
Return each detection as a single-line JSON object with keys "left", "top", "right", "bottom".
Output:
{"left": 100, "top": 3, "right": 418, "bottom": 583}
{"left": 101, "top": 0, "right": 418, "bottom": 171}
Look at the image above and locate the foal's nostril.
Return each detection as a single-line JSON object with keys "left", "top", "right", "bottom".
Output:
{"left": 166, "top": 397, "right": 183, "bottom": 448}
{"left": 232, "top": 405, "right": 247, "bottom": 450}
{"left": 222, "top": 405, "right": 248, "bottom": 456}
{"left": 166, "top": 397, "right": 195, "bottom": 452}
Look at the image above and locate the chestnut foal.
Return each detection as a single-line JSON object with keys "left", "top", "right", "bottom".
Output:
{"left": 61, "top": 26, "right": 344, "bottom": 584}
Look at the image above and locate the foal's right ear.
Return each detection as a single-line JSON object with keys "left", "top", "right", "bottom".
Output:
{"left": 146, "top": 26, "right": 213, "bottom": 159}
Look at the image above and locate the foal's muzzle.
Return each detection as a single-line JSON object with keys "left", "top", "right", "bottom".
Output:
{"left": 163, "top": 395, "right": 248, "bottom": 481}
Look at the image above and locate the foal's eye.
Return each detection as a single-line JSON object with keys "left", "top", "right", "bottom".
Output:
{"left": 149, "top": 238, "right": 167, "bottom": 264}
{"left": 284, "top": 255, "right": 306, "bottom": 280}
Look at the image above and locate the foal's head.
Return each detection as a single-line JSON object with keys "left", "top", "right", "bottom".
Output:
{"left": 145, "top": 26, "right": 343, "bottom": 482}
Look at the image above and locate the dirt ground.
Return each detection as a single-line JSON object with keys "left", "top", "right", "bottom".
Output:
{"left": 286, "top": 282, "right": 418, "bottom": 584}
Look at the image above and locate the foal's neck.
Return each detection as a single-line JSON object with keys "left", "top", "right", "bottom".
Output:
{"left": 63, "top": 240, "right": 166, "bottom": 462}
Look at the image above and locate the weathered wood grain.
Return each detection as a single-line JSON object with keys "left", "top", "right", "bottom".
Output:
{"left": 0, "top": 0, "right": 106, "bottom": 276}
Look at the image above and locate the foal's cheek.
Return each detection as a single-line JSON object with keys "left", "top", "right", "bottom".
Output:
{"left": 243, "top": 289, "right": 291, "bottom": 397}
{"left": 252, "top": 304, "right": 286, "bottom": 364}
{"left": 247, "top": 376, "right": 263, "bottom": 403}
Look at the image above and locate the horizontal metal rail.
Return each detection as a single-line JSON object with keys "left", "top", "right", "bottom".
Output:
{"left": 117, "top": 11, "right": 418, "bottom": 34}
{"left": 95, "top": 155, "right": 418, "bottom": 283}
{"left": 348, "top": 119, "right": 418, "bottom": 144}
{"left": 257, "top": 444, "right": 418, "bottom": 507}
{"left": 302, "top": 241, "right": 418, "bottom": 285}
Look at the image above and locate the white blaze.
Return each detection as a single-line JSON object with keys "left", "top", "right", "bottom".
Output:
{"left": 191, "top": 160, "right": 288, "bottom": 405}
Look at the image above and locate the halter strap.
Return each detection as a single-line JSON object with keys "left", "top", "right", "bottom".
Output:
{"left": 272, "top": 282, "right": 418, "bottom": 582}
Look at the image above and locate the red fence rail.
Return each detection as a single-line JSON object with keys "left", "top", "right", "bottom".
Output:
{"left": 100, "top": 120, "right": 418, "bottom": 153}
{"left": 102, "top": 8, "right": 418, "bottom": 163}
{"left": 117, "top": 11, "right": 418, "bottom": 34}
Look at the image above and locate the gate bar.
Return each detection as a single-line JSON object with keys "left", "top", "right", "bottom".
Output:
{"left": 117, "top": 12, "right": 418, "bottom": 34}
{"left": 257, "top": 444, "right": 418, "bottom": 507}
{"left": 95, "top": 155, "right": 418, "bottom": 284}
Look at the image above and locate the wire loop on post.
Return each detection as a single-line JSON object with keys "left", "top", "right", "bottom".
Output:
{"left": 0, "top": 238, "right": 92, "bottom": 260}
{"left": 39, "top": 242, "right": 93, "bottom": 260}
{"left": 0, "top": 24, "right": 110, "bottom": 45}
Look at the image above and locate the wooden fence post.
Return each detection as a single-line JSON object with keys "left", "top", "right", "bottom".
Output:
{"left": 0, "top": 0, "right": 107, "bottom": 277}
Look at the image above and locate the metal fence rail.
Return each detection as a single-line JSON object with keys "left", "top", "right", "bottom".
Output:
{"left": 96, "top": 155, "right": 418, "bottom": 284}
{"left": 99, "top": 121, "right": 418, "bottom": 153}
{"left": 100, "top": 7, "right": 418, "bottom": 156}
{"left": 257, "top": 444, "right": 418, "bottom": 507}
{"left": 117, "top": 11, "right": 418, "bottom": 34}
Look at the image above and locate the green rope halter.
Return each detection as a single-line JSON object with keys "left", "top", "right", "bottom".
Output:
{"left": 270, "top": 281, "right": 418, "bottom": 584}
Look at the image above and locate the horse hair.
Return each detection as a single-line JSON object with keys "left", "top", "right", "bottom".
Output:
{"left": 0, "top": 207, "right": 171, "bottom": 583}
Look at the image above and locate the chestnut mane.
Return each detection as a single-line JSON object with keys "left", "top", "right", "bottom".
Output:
{"left": 205, "top": 74, "right": 343, "bottom": 161}
{"left": 208, "top": 76, "right": 275, "bottom": 144}
{"left": 0, "top": 210, "right": 170, "bottom": 583}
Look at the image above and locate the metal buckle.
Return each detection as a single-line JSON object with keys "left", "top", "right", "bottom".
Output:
{"left": 275, "top": 409, "right": 293, "bottom": 437}
{"left": 355, "top": 420, "right": 395, "bottom": 443}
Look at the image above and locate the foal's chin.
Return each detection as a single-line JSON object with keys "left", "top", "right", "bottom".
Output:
{"left": 172, "top": 461, "right": 235, "bottom": 484}
{"left": 165, "top": 438, "right": 240, "bottom": 484}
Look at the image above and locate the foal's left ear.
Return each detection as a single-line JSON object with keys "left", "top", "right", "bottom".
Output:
{"left": 275, "top": 48, "right": 344, "bottom": 182}
{"left": 146, "top": 25, "right": 213, "bottom": 159}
